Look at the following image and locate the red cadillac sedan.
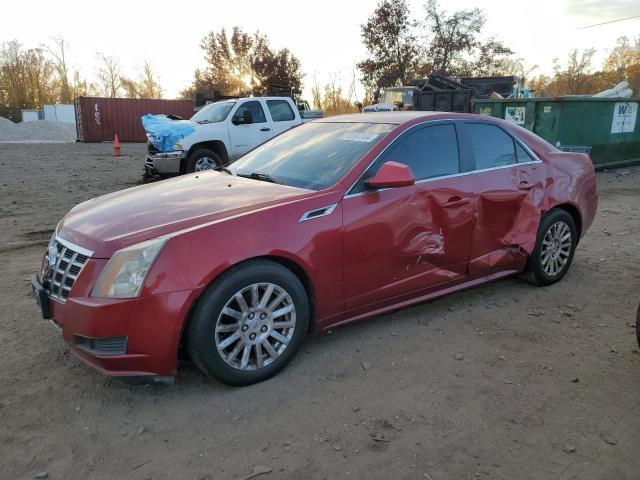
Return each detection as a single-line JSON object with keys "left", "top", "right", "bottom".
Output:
{"left": 32, "top": 112, "right": 597, "bottom": 386}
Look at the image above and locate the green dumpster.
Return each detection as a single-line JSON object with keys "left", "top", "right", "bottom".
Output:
{"left": 474, "top": 97, "right": 640, "bottom": 169}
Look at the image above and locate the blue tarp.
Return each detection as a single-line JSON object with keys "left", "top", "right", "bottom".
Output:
{"left": 141, "top": 114, "right": 197, "bottom": 153}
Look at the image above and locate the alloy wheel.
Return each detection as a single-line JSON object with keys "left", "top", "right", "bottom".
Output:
{"left": 215, "top": 283, "right": 296, "bottom": 370}
{"left": 194, "top": 157, "right": 216, "bottom": 171}
{"left": 540, "top": 220, "right": 572, "bottom": 277}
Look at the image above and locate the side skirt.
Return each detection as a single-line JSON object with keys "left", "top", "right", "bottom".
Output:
{"left": 319, "top": 269, "right": 519, "bottom": 332}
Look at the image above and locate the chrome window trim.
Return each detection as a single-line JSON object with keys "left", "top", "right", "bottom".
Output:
{"left": 342, "top": 119, "right": 543, "bottom": 200}
{"left": 299, "top": 204, "right": 338, "bottom": 222}
{"left": 56, "top": 235, "right": 94, "bottom": 258}
{"left": 343, "top": 160, "right": 544, "bottom": 199}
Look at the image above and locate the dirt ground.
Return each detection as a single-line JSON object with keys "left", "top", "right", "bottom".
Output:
{"left": 1, "top": 143, "right": 639, "bottom": 480}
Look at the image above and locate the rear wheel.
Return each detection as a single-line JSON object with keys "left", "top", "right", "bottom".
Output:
{"left": 636, "top": 303, "right": 640, "bottom": 349}
{"left": 185, "top": 148, "right": 222, "bottom": 173}
{"left": 186, "top": 260, "right": 309, "bottom": 386}
{"left": 521, "top": 209, "right": 577, "bottom": 286}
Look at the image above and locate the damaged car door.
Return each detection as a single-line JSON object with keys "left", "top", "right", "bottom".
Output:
{"left": 342, "top": 122, "right": 476, "bottom": 311}
{"left": 463, "top": 122, "right": 543, "bottom": 275}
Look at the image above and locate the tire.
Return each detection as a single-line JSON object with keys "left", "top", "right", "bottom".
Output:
{"left": 521, "top": 208, "right": 578, "bottom": 286}
{"left": 185, "top": 148, "right": 222, "bottom": 173}
{"left": 636, "top": 305, "right": 640, "bottom": 348}
{"left": 186, "top": 260, "right": 310, "bottom": 386}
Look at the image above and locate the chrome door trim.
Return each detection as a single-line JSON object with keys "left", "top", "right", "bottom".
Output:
{"left": 343, "top": 160, "right": 544, "bottom": 199}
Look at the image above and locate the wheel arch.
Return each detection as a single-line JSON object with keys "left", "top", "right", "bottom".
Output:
{"left": 178, "top": 254, "right": 317, "bottom": 359}
{"left": 182, "top": 141, "right": 230, "bottom": 173}
{"left": 546, "top": 202, "right": 582, "bottom": 241}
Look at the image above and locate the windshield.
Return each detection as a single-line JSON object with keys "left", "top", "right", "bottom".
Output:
{"left": 191, "top": 101, "right": 235, "bottom": 124}
{"left": 381, "top": 89, "right": 414, "bottom": 106}
{"left": 229, "top": 122, "right": 394, "bottom": 190}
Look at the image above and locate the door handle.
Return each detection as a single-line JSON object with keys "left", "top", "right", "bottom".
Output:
{"left": 443, "top": 196, "right": 471, "bottom": 208}
{"left": 260, "top": 127, "right": 271, "bottom": 132}
{"left": 518, "top": 181, "right": 534, "bottom": 191}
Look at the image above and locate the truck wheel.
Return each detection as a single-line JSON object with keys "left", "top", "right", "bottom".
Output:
{"left": 185, "top": 149, "right": 222, "bottom": 173}
{"left": 521, "top": 208, "right": 577, "bottom": 286}
{"left": 186, "top": 260, "right": 310, "bottom": 386}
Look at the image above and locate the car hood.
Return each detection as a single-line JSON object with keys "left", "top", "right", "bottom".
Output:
{"left": 58, "top": 172, "right": 312, "bottom": 258}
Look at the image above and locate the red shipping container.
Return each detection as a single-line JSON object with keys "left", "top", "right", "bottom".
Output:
{"left": 75, "top": 97, "right": 195, "bottom": 143}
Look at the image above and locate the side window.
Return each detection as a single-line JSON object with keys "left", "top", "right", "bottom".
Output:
{"left": 515, "top": 141, "right": 534, "bottom": 163}
{"left": 236, "top": 101, "right": 266, "bottom": 123}
{"left": 266, "top": 100, "right": 295, "bottom": 122}
{"left": 466, "top": 123, "right": 516, "bottom": 169}
{"left": 353, "top": 123, "right": 459, "bottom": 193}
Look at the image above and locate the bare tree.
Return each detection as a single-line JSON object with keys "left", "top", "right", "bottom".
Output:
{"left": 47, "top": 36, "right": 71, "bottom": 103}
{"left": 531, "top": 49, "right": 609, "bottom": 96}
{"left": 95, "top": 54, "right": 122, "bottom": 97}
{"left": 311, "top": 74, "right": 323, "bottom": 110}
{"left": 561, "top": 49, "right": 597, "bottom": 94}
{"left": 119, "top": 76, "right": 139, "bottom": 98}
{"left": 137, "top": 61, "right": 163, "bottom": 99}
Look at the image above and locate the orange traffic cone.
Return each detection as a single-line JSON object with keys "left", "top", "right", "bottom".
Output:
{"left": 113, "top": 134, "right": 121, "bottom": 157}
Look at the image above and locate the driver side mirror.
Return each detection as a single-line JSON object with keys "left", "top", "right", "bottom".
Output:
{"left": 365, "top": 161, "right": 415, "bottom": 189}
{"left": 232, "top": 110, "right": 253, "bottom": 125}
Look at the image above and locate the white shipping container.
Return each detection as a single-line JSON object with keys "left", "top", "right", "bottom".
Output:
{"left": 21, "top": 110, "right": 40, "bottom": 122}
{"left": 43, "top": 104, "right": 76, "bottom": 124}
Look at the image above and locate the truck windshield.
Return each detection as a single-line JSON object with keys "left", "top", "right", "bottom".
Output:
{"left": 191, "top": 101, "right": 235, "bottom": 124}
{"left": 229, "top": 122, "right": 394, "bottom": 190}
{"left": 381, "top": 89, "right": 414, "bottom": 106}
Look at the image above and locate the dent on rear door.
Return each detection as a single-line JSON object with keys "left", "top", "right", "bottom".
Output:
{"left": 468, "top": 166, "right": 542, "bottom": 274}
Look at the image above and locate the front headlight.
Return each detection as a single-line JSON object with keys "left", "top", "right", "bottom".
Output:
{"left": 173, "top": 143, "right": 184, "bottom": 151}
{"left": 91, "top": 238, "right": 167, "bottom": 298}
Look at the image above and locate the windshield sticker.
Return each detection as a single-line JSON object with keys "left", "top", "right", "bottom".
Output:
{"left": 339, "top": 133, "right": 379, "bottom": 142}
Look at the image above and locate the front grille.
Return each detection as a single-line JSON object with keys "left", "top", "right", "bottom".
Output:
{"left": 42, "top": 238, "right": 92, "bottom": 301}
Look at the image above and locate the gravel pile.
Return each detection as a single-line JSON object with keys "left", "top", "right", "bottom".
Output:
{"left": 0, "top": 118, "right": 76, "bottom": 143}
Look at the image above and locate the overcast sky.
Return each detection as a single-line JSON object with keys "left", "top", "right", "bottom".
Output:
{"left": 3, "top": 0, "right": 639, "bottom": 101}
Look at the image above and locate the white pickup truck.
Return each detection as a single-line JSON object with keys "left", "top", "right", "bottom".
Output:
{"left": 145, "top": 96, "right": 305, "bottom": 176}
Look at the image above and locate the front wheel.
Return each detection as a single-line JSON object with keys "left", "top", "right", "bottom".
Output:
{"left": 521, "top": 209, "right": 577, "bottom": 286}
{"left": 186, "top": 261, "right": 309, "bottom": 386}
{"left": 185, "top": 148, "right": 222, "bottom": 173}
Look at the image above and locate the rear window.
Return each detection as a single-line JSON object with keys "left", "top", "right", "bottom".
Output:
{"left": 267, "top": 100, "right": 295, "bottom": 122}
{"left": 515, "top": 142, "right": 534, "bottom": 163}
{"left": 467, "top": 123, "right": 516, "bottom": 169}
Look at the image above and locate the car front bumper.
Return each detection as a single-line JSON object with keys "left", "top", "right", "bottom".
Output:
{"left": 32, "top": 273, "right": 201, "bottom": 379}
{"left": 145, "top": 151, "right": 184, "bottom": 175}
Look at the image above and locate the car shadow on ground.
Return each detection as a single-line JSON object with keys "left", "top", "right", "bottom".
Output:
{"left": 96, "top": 274, "right": 536, "bottom": 397}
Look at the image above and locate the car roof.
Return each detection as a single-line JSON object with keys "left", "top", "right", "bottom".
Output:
{"left": 316, "top": 111, "right": 481, "bottom": 125}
